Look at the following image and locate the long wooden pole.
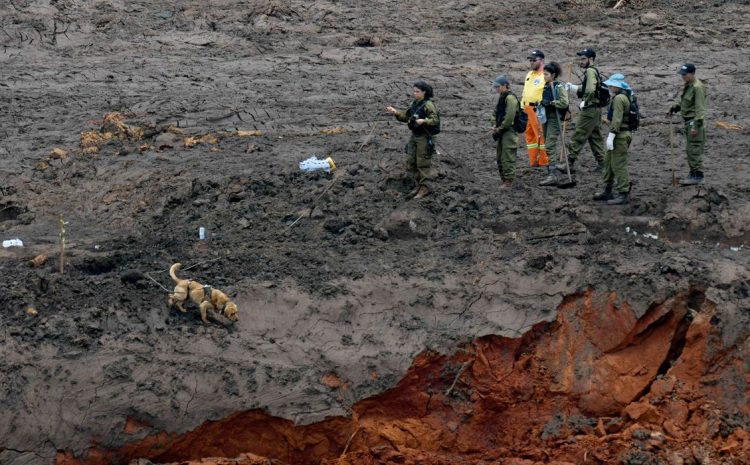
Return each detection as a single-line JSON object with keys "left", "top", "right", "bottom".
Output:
{"left": 561, "top": 63, "right": 574, "bottom": 163}
{"left": 59, "top": 215, "right": 65, "bottom": 274}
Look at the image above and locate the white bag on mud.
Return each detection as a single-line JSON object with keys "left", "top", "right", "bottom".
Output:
{"left": 299, "top": 156, "right": 336, "bottom": 173}
{"left": 2, "top": 239, "right": 23, "bottom": 248}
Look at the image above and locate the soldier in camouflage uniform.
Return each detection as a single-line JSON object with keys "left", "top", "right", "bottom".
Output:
{"left": 490, "top": 75, "right": 520, "bottom": 189}
{"left": 563, "top": 48, "right": 606, "bottom": 173}
{"left": 386, "top": 81, "right": 440, "bottom": 199}
{"left": 668, "top": 64, "right": 706, "bottom": 185}
{"left": 594, "top": 74, "right": 633, "bottom": 205}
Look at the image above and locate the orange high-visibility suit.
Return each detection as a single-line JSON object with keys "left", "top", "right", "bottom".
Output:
{"left": 521, "top": 69, "right": 548, "bottom": 166}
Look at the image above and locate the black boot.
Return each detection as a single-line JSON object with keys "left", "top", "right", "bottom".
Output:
{"left": 607, "top": 191, "right": 630, "bottom": 205}
{"left": 593, "top": 184, "right": 613, "bottom": 201}
{"left": 539, "top": 167, "right": 558, "bottom": 186}
{"left": 680, "top": 170, "right": 704, "bottom": 186}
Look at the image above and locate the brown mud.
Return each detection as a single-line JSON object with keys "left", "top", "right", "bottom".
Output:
{"left": 1, "top": 1, "right": 749, "bottom": 465}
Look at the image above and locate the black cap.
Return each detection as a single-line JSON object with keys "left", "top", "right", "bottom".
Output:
{"left": 527, "top": 49, "right": 544, "bottom": 60}
{"left": 576, "top": 48, "right": 596, "bottom": 59}
{"left": 678, "top": 63, "right": 696, "bottom": 75}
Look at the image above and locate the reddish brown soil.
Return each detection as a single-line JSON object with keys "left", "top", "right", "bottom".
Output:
{"left": 1, "top": 1, "right": 749, "bottom": 465}
{"left": 53, "top": 290, "right": 750, "bottom": 465}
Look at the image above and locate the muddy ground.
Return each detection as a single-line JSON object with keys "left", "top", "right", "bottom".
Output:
{"left": 1, "top": 0, "right": 749, "bottom": 464}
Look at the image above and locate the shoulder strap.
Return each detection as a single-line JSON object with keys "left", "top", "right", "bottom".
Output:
{"left": 411, "top": 99, "right": 429, "bottom": 116}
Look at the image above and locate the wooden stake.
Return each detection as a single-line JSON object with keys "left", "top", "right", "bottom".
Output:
{"left": 561, "top": 63, "right": 574, "bottom": 163}
{"left": 669, "top": 115, "right": 678, "bottom": 186}
{"left": 59, "top": 215, "right": 66, "bottom": 274}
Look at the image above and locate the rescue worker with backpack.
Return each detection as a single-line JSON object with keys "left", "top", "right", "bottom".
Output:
{"left": 668, "top": 64, "right": 706, "bottom": 186}
{"left": 490, "top": 75, "right": 525, "bottom": 189}
{"left": 386, "top": 80, "right": 441, "bottom": 199}
{"left": 539, "top": 62, "right": 569, "bottom": 186}
{"left": 594, "top": 73, "right": 638, "bottom": 205}
{"left": 563, "top": 48, "right": 607, "bottom": 173}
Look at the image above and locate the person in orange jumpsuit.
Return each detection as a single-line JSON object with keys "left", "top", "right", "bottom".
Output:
{"left": 521, "top": 49, "right": 548, "bottom": 167}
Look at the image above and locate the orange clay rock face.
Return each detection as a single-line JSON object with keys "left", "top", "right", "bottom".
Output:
{"left": 58, "top": 289, "right": 749, "bottom": 465}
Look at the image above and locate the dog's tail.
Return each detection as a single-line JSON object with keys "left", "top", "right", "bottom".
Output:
{"left": 169, "top": 263, "right": 182, "bottom": 283}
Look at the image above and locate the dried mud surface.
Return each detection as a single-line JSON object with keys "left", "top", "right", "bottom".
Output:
{"left": 1, "top": 1, "right": 749, "bottom": 465}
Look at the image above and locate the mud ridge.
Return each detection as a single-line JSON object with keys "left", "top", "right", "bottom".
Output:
{"left": 55, "top": 288, "right": 750, "bottom": 465}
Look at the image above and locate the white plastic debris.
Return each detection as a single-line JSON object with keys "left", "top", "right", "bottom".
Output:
{"left": 643, "top": 233, "right": 659, "bottom": 240}
{"left": 730, "top": 246, "right": 741, "bottom": 252}
{"left": 199, "top": 227, "right": 206, "bottom": 240}
{"left": 2, "top": 239, "right": 23, "bottom": 248}
{"left": 625, "top": 227, "right": 631, "bottom": 233}
{"left": 299, "top": 155, "right": 336, "bottom": 173}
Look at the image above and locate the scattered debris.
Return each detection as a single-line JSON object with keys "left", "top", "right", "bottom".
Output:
{"left": 34, "top": 148, "right": 69, "bottom": 170}
{"left": 2, "top": 238, "right": 23, "bottom": 248}
{"left": 236, "top": 130, "right": 263, "bottom": 137}
{"left": 715, "top": 121, "right": 744, "bottom": 131}
{"left": 184, "top": 133, "right": 220, "bottom": 148}
{"left": 80, "top": 112, "right": 145, "bottom": 154}
{"left": 29, "top": 254, "right": 48, "bottom": 267}
{"left": 319, "top": 127, "right": 346, "bottom": 135}
{"left": 299, "top": 155, "right": 336, "bottom": 173}
{"left": 50, "top": 148, "right": 68, "bottom": 159}
{"left": 25, "top": 306, "right": 38, "bottom": 316}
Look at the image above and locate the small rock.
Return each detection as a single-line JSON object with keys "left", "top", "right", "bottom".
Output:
{"left": 624, "top": 402, "right": 660, "bottom": 423}
{"left": 323, "top": 218, "right": 352, "bottom": 234}
{"left": 322, "top": 372, "right": 343, "bottom": 388}
{"left": 639, "top": 11, "right": 661, "bottom": 26}
{"left": 154, "top": 132, "right": 180, "bottom": 150}
{"left": 373, "top": 226, "right": 389, "bottom": 240}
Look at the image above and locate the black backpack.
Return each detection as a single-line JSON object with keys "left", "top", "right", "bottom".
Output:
{"left": 512, "top": 96, "right": 527, "bottom": 133}
{"left": 594, "top": 69, "right": 611, "bottom": 108}
{"left": 426, "top": 111, "right": 441, "bottom": 136}
{"left": 627, "top": 93, "right": 640, "bottom": 131}
{"left": 494, "top": 93, "right": 527, "bottom": 134}
{"left": 580, "top": 67, "right": 610, "bottom": 108}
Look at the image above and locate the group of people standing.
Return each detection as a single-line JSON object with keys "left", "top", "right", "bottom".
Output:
{"left": 386, "top": 47, "right": 707, "bottom": 204}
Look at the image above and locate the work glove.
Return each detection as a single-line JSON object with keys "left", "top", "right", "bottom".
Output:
{"left": 606, "top": 132, "right": 615, "bottom": 151}
{"left": 669, "top": 104, "right": 680, "bottom": 114}
{"left": 579, "top": 101, "right": 586, "bottom": 110}
{"left": 492, "top": 130, "right": 501, "bottom": 141}
{"left": 565, "top": 82, "right": 579, "bottom": 92}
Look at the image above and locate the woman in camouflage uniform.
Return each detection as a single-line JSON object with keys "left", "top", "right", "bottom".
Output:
{"left": 386, "top": 81, "right": 440, "bottom": 199}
